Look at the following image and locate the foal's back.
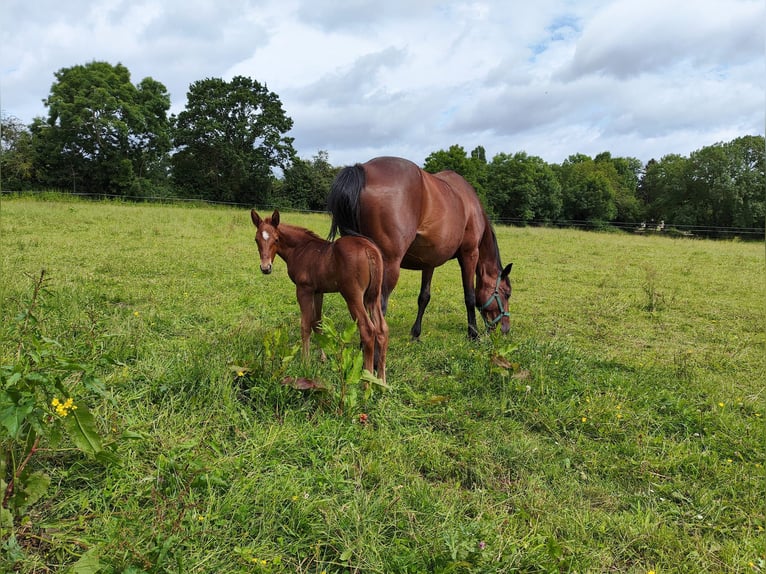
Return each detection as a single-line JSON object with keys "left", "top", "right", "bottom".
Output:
{"left": 332, "top": 235, "right": 384, "bottom": 301}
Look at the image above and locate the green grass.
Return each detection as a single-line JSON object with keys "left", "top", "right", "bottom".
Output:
{"left": 1, "top": 196, "right": 764, "bottom": 573}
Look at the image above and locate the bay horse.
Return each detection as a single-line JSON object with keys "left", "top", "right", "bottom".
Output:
{"left": 251, "top": 209, "right": 388, "bottom": 383}
{"left": 327, "top": 156, "right": 512, "bottom": 341}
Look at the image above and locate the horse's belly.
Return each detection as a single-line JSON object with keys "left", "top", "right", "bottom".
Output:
{"left": 401, "top": 232, "right": 458, "bottom": 269}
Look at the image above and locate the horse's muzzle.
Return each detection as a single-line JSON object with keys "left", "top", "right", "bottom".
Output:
{"left": 260, "top": 263, "right": 272, "bottom": 274}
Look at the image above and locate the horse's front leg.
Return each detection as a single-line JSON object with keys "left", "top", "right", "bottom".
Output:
{"left": 296, "top": 287, "right": 316, "bottom": 361}
{"left": 410, "top": 267, "right": 434, "bottom": 341}
{"left": 457, "top": 251, "right": 480, "bottom": 340}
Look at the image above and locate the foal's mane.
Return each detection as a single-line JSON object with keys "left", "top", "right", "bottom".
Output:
{"left": 280, "top": 222, "right": 327, "bottom": 244}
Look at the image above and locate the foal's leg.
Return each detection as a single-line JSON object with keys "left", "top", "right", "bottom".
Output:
{"left": 410, "top": 267, "right": 434, "bottom": 341}
{"left": 311, "top": 293, "right": 326, "bottom": 361}
{"left": 296, "top": 287, "right": 317, "bottom": 361}
{"left": 344, "top": 292, "right": 377, "bottom": 376}
{"left": 363, "top": 281, "right": 389, "bottom": 383}
{"left": 371, "top": 302, "right": 389, "bottom": 384}
{"left": 310, "top": 293, "right": 324, "bottom": 334}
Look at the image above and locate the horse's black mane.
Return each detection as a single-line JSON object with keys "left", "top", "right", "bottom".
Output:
{"left": 489, "top": 225, "right": 504, "bottom": 270}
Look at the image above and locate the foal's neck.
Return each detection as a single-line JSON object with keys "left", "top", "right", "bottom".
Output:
{"left": 276, "top": 224, "right": 326, "bottom": 262}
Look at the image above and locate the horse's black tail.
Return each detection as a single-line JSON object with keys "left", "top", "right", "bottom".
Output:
{"left": 327, "top": 164, "right": 365, "bottom": 239}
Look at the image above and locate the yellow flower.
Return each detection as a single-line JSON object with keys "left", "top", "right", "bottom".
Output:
{"left": 51, "top": 397, "right": 77, "bottom": 417}
{"left": 133, "top": 311, "right": 140, "bottom": 317}
{"left": 237, "top": 371, "right": 245, "bottom": 377}
{"left": 581, "top": 417, "right": 587, "bottom": 423}
{"left": 718, "top": 402, "right": 724, "bottom": 408}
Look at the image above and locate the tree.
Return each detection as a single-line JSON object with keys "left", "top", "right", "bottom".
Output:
{"left": 171, "top": 76, "right": 296, "bottom": 204}
{"left": 423, "top": 144, "right": 488, "bottom": 206}
{"left": 280, "top": 151, "right": 338, "bottom": 211}
{"left": 557, "top": 154, "right": 618, "bottom": 223}
{"left": 640, "top": 136, "right": 765, "bottom": 235}
{"left": 640, "top": 154, "right": 688, "bottom": 223}
{"left": 686, "top": 136, "right": 765, "bottom": 231}
{"left": 1, "top": 115, "right": 35, "bottom": 189}
{"left": 595, "top": 152, "right": 643, "bottom": 223}
{"left": 34, "top": 61, "right": 172, "bottom": 195}
{"left": 486, "top": 152, "right": 561, "bottom": 223}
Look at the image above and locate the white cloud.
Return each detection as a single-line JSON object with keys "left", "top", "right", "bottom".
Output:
{"left": 1, "top": 0, "right": 763, "bottom": 167}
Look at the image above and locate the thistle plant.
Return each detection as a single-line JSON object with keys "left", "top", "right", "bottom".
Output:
{"left": 309, "top": 316, "right": 389, "bottom": 415}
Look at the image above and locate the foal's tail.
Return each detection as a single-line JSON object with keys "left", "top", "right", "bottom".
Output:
{"left": 327, "top": 164, "right": 365, "bottom": 239}
{"left": 363, "top": 245, "right": 384, "bottom": 321}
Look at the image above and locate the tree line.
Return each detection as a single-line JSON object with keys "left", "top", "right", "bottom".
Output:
{"left": 1, "top": 61, "right": 763, "bottom": 237}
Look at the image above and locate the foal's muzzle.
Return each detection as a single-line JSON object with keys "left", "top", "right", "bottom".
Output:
{"left": 260, "top": 263, "right": 272, "bottom": 274}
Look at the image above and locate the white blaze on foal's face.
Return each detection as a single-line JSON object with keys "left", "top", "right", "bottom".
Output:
{"left": 256, "top": 223, "right": 280, "bottom": 274}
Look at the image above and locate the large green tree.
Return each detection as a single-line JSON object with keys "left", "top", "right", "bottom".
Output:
{"left": 279, "top": 151, "right": 338, "bottom": 211}
{"left": 640, "top": 154, "right": 688, "bottom": 223}
{"left": 171, "top": 76, "right": 295, "bottom": 204}
{"left": 423, "top": 144, "right": 489, "bottom": 206}
{"left": 640, "top": 136, "right": 764, "bottom": 235}
{"left": 594, "top": 152, "right": 643, "bottom": 223}
{"left": 34, "top": 61, "right": 172, "bottom": 195}
{"left": 486, "top": 152, "right": 562, "bottom": 223}
{"left": 557, "top": 154, "right": 618, "bottom": 223}
{"left": 686, "top": 136, "right": 765, "bottom": 231}
{"left": 1, "top": 115, "right": 35, "bottom": 190}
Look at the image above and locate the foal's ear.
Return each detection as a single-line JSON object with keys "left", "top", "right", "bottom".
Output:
{"left": 271, "top": 209, "right": 280, "bottom": 227}
{"left": 501, "top": 262, "right": 513, "bottom": 279}
{"left": 251, "top": 209, "right": 262, "bottom": 227}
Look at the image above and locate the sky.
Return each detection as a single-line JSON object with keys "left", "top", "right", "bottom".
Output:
{"left": 1, "top": 0, "right": 764, "bottom": 168}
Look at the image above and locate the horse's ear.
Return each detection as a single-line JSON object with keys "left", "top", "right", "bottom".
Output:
{"left": 251, "top": 209, "right": 262, "bottom": 227}
{"left": 271, "top": 209, "right": 280, "bottom": 227}
{"left": 501, "top": 262, "right": 513, "bottom": 279}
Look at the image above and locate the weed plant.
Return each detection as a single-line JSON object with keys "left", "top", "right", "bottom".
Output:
{"left": 0, "top": 196, "right": 764, "bottom": 573}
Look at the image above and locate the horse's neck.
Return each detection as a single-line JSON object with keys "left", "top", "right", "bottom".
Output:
{"left": 476, "top": 223, "right": 500, "bottom": 281}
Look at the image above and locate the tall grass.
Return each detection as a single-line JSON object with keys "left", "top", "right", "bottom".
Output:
{"left": 1, "top": 196, "right": 764, "bottom": 573}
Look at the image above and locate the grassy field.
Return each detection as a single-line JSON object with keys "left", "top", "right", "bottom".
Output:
{"left": 1, "top": 196, "right": 764, "bottom": 573}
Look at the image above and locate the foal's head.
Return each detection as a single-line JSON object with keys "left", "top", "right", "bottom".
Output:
{"left": 251, "top": 209, "right": 280, "bottom": 274}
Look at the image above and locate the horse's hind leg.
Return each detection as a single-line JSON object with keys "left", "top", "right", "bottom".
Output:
{"left": 380, "top": 259, "right": 402, "bottom": 316}
{"left": 410, "top": 267, "right": 434, "bottom": 341}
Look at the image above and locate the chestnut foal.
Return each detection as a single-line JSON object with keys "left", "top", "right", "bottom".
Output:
{"left": 251, "top": 209, "right": 388, "bottom": 382}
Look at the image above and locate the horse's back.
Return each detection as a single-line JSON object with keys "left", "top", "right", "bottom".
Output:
{"left": 363, "top": 159, "right": 482, "bottom": 268}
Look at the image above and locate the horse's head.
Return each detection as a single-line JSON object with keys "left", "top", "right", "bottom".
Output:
{"left": 477, "top": 263, "right": 512, "bottom": 334}
{"left": 251, "top": 208, "right": 280, "bottom": 274}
